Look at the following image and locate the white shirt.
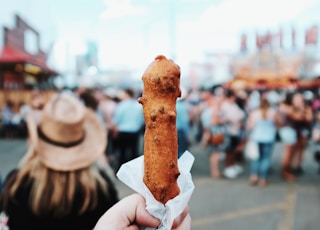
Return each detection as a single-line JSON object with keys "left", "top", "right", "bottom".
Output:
{"left": 221, "top": 101, "right": 245, "bottom": 136}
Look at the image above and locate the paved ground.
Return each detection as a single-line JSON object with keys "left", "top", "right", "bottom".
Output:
{"left": 0, "top": 139, "right": 319, "bottom": 230}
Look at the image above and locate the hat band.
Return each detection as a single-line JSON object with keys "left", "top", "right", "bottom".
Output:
{"left": 37, "top": 127, "right": 85, "bottom": 148}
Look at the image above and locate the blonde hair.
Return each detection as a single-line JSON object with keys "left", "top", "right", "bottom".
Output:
{"left": 6, "top": 147, "right": 108, "bottom": 218}
{"left": 259, "top": 98, "right": 270, "bottom": 119}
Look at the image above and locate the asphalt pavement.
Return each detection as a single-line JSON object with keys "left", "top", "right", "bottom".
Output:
{"left": 0, "top": 139, "right": 319, "bottom": 230}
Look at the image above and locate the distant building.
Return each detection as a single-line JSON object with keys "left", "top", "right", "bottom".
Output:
{"left": 0, "top": 14, "right": 58, "bottom": 90}
{"left": 76, "top": 41, "right": 99, "bottom": 77}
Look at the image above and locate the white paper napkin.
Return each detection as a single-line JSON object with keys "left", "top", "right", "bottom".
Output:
{"left": 116, "top": 151, "right": 195, "bottom": 230}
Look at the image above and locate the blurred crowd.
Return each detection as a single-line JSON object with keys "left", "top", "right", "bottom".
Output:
{"left": 1, "top": 84, "right": 320, "bottom": 229}
{"left": 185, "top": 86, "right": 320, "bottom": 186}
{"left": 1, "top": 85, "right": 320, "bottom": 184}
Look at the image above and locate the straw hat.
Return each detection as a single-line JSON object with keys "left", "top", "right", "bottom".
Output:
{"left": 27, "top": 93, "right": 107, "bottom": 171}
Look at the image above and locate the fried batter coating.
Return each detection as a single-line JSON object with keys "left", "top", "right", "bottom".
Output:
{"left": 138, "top": 55, "right": 181, "bottom": 204}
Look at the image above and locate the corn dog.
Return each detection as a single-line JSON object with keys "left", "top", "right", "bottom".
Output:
{"left": 138, "top": 55, "right": 181, "bottom": 204}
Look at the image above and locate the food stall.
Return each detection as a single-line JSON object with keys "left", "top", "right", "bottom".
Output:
{"left": 0, "top": 15, "right": 58, "bottom": 108}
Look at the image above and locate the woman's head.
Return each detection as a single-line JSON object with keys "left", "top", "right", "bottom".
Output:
{"left": 213, "top": 86, "right": 225, "bottom": 105}
{"left": 291, "top": 92, "right": 305, "bottom": 107}
{"left": 259, "top": 98, "right": 270, "bottom": 119}
{"left": 260, "top": 97, "right": 270, "bottom": 109}
{"left": 80, "top": 90, "right": 99, "bottom": 111}
{"left": 30, "top": 89, "right": 45, "bottom": 110}
{"left": 27, "top": 92, "right": 106, "bottom": 171}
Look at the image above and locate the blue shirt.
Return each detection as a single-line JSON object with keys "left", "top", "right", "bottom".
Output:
{"left": 1, "top": 106, "right": 14, "bottom": 124}
{"left": 250, "top": 109, "right": 276, "bottom": 143}
{"left": 201, "top": 107, "right": 225, "bottom": 131}
{"left": 113, "top": 99, "right": 144, "bottom": 133}
{"left": 176, "top": 100, "right": 190, "bottom": 134}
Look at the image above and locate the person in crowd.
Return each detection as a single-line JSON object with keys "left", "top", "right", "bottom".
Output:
{"left": 176, "top": 87, "right": 192, "bottom": 158}
{"left": 94, "top": 193, "right": 191, "bottom": 230}
{"left": 280, "top": 91, "right": 313, "bottom": 179}
{"left": 185, "top": 88, "right": 202, "bottom": 143}
{"left": 0, "top": 93, "right": 119, "bottom": 230}
{"left": 17, "top": 101, "right": 29, "bottom": 118}
{"left": 290, "top": 92, "right": 313, "bottom": 175}
{"left": 111, "top": 88, "right": 144, "bottom": 171}
{"left": 79, "top": 89, "right": 105, "bottom": 124}
{"left": 79, "top": 89, "right": 117, "bottom": 180}
{"left": 24, "top": 90, "right": 47, "bottom": 145}
{"left": 1, "top": 100, "right": 18, "bottom": 139}
{"left": 231, "top": 90, "right": 250, "bottom": 165}
{"left": 247, "top": 90, "right": 261, "bottom": 112}
{"left": 194, "top": 88, "right": 214, "bottom": 144}
{"left": 311, "top": 92, "right": 320, "bottom": 112}
{"left": 94, "top": 88, "right": 118, "bottom": 163}
{"left": 17, "top": 101, "right": 31, "bottom": 138}
{"left": 221, "top": 89, "right": 246, "bottom": 179}
{"left": 311, "top": 109, "right": 320, "bottom": 174}
{"left": 10, "top": 102, "right": 23, "bottom": 139}
{"left": 200, "top": 87, "right": 229, "bottom": 179}
{"left": 277, "top": 91, "right": 297, "bottom": 180}
{"left": 246, "top": 97, "right": 280, "bottom": 187}
{"left": 30, "top": 89, "right": 45, "bottom": 110}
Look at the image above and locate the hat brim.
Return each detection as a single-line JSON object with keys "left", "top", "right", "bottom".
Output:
{"left": 27, "top": 109, "right": 107, "bottom": 171}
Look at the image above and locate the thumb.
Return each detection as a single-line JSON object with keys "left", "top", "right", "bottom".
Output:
{"left": 132, "top": 194, "right": 161, "bottom": 228}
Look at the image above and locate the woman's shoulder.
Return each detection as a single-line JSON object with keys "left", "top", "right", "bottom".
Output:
{"left": 2, "top": 169, "right": 19, "bottom": 187}
{"left": 249, "top": 109, "right": 260, "bottom": 118}
{"left": 97, "top": 169, "right": 119, "bottom": 201}
{"left": 0, "top": 169, "right": 32, "bottom": 213}
{"left": 1, "top": 169, "right": 32, "bottom": 195}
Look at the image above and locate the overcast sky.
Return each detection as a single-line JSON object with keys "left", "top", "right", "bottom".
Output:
{"left": 1, "top": 0, "right": 320, "bottom": 73}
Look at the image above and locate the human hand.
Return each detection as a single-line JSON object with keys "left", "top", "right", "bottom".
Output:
{"left": 172, "top": 206, "right": 191, "bottom": 230}
{"left": 199, "top": 130, "right": 210, "bottom": 149}
{"left": 111, "top": 129, "right": 119, "bottom": 139}
{"left": 94, "top": 193, "right": 191, "bottom": 230}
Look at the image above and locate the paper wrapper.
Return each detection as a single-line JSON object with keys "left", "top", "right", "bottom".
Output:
{"left": 117, "top": 151, "right": 195, "bottom": 230}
